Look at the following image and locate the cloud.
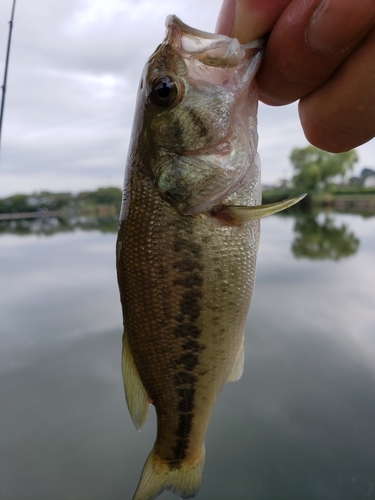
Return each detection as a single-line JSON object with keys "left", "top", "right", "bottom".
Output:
{"left": 0, "top": 0, "right": 373, "bottom": 196}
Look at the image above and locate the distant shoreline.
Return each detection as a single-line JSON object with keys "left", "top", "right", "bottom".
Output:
{"left": 311, "top": 193, "right": 375, "bottom": 211}
{"left": 1, "top": 186, "right": 375, "bottom": 219}
{"left": 262, "top": 188, "right": 375, "bottom": 213}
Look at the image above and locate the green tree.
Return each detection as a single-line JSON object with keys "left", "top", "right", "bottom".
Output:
{"left": 360, "top": 167, "right": 375, "bottom": 183}
{"left": 30, "top": 191, "right": 73, "bottom": 211}
{"left": 76, "top": 187, "right": 122, "bottom": 212}
{"left": 290, "top": 145, "right": 358, "bottom": 193}
{"left": 0, "top": 194, "right": 32, "bottom": 213}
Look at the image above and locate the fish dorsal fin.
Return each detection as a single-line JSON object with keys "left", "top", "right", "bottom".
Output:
{"left": 227, "top": 340, "right": 245, "bottom": 382}
{"left": 217, "top": 194, "right": 306, "bottom": 224}
{"left": 122, "top": 332, "right": 150, "bottom": 430}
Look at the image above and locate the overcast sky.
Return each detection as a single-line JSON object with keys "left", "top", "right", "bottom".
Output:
{"left": 0, "top": 0, "right": 374, "bottom": 197}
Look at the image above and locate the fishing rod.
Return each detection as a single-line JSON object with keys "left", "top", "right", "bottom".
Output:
{"left": 0, "top": 0, "right": 17, "bottom": 154}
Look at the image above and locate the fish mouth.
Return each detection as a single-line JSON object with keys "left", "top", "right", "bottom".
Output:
{"left": 165, "top": 15, "right": 264, "bottom": 69}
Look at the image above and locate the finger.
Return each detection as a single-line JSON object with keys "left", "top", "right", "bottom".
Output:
{"left": 255, "top": 0, "right": 375, "bottom": 105}
{"left": 216, "top": 0, "right": 292, "bottom": 41}
{"left": 299, "top": 26, "right": 375, "bottom": 152}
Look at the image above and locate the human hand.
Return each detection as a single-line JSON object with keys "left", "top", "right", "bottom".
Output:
{"left": 216, "top": 0, "right": 375, "bottom": 153}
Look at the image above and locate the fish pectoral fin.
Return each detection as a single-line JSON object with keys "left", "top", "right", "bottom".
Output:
{"left": 227, "top": 341, "right": 245, "bottom": 382}
{"left": 122, "top": 332, "right": 150, "bottom": 431}
{"left": 223, "top": 194, "right": 307, "bottom": 223}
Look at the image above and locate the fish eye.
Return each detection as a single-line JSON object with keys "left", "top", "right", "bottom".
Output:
{"left": 150, "top": 75, "right": 178, "bottom": 107}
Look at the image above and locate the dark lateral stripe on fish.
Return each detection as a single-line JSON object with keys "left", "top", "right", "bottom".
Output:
{"left": 173, "top": 258, "right": 204, "bottom": 273}
{"left": 173, "top": 273, "right": 203, "bottom": 288}
{"left": 169, "top": 230, "right": 206, "bottom": 463}
{"left": 177, "top": 351, "right": 200, "bottom": 370}
{"left": 179, "top": 289, "right": 203, "bottom": 321}
{"left": 170, "top": 380, "right": 194, "bottom": 465}
{"left": 175, "top": 370, "right": 198, "bottom": 386}
{"left": 172, "top": 236, "right": 201, "bottom": 254}
{"left": 173, "top": 323, "right": 201, "bottom": 338}
{"left": 172, "top": 411, "right": 194, "bottom": 465}
{"left": 182, "top": 339, "right": 202, "bottom": 351}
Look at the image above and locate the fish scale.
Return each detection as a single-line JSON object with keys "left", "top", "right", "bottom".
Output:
{"left": 118, "top": 170, "right": 258, "bottom": 455}
{"left": 116, "top": 15, "right": 304, "bottom": 500}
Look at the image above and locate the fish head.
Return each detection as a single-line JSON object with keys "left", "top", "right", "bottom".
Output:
{"left": 132, "top": 16, "right": 264, "bottom": 216}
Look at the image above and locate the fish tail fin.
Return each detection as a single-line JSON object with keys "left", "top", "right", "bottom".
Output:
{"left": 133, "top": 446, "right": 205, "bottom": 500}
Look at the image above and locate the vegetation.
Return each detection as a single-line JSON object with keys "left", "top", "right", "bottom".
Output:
{"left": 0, "top": 187, "right": 122, "bottom": 215}
{"left": 348, "top": 167, "right": 375, "bottom": 187}
{"left": 291, "top": 214, "right": 360, "bottom": 260}
{"left": 75, "top": 187, "right": 122, "bottom": 212}
{"left": 290, "top": 145, "right": 358, "bottom": 193}
{"left": 262, "top": 145, "right": 375, "bottom": 213}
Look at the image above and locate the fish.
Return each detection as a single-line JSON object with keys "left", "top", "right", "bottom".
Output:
{"left": 116, "top": 15, "right": 305, "bottom": 500}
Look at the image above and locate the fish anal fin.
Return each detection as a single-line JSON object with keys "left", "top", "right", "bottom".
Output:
{"left": 211, "top": 194, "right": 306, "bottom": 225}
{"left": 133, "top": 446, "right": 205, "bottom": 500}
{"left": 227, "top": 341, "right": 245, "bottom": 382}
{"left": 122, "top": 332, "right": 150, "bottom": 431}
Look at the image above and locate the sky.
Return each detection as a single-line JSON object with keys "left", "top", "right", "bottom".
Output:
{"left": 0, "top": 0, "right": 374, "bottom": 197}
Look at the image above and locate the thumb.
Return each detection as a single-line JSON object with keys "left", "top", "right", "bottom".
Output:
{"left": 216, "top": 0, "right": 292, "bottom": 42}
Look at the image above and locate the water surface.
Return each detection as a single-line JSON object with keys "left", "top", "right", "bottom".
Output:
{"left": 1, "top": 213, "right": 375, "bottom": 499}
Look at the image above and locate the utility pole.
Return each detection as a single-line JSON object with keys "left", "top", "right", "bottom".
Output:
{"left": 0, "top": 0, "right": 17, "bottom": 153}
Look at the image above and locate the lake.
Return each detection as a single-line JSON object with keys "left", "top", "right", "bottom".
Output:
{"left": 1, "top": 211, "right": 375, "bottom": 500}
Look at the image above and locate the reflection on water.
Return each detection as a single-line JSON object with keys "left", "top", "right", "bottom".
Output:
{"left": 0, "top": 211, "right": 366, "bottom": 263}
{"left": 291, "top": 213, "right": 360, "bottom": 260}
{"left": 1, "top": 212, "right": 375, "bottom": 500}
{"left": 0, "top": 215, "right": 119, "bottom": 236}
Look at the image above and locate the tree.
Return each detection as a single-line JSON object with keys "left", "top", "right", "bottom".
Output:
{"left": 76, "top": 187, "right": 122, "bottom": 211}
{"left": 360, "top": 167, "right": 375, "bottom": 182}
{"left": 290, "top": 145, "right": 358, "bottom": 193}
{"left": 0, "top": 194, "right": 31, "bottom": 213}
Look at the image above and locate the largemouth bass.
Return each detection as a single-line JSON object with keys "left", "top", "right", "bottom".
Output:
{"left": 116, "top": 16, "right": 304, "bottom": 500}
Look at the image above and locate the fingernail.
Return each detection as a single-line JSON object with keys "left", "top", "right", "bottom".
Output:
{"left": 215, "top": 0, "right": 236, "bottom": 36}
{"left": 307, "top": 0, "right": 375, "bottom": 54}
